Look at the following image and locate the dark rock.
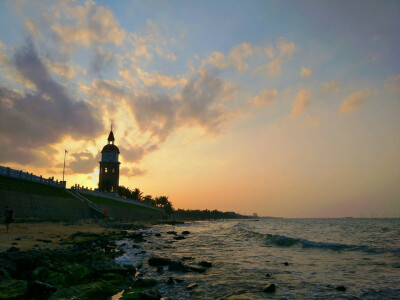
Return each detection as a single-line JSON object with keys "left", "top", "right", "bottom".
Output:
{"left": 175, "top": 278, "right": 184, "bottom": 283}
{"left": 12, "top": 242, "right": 18, "bottom": 245}
{"left": 182, "top": 256, "right": 194, "bottom": 261}
{"left": 156, "top": 266, "right": 164, "bottom": 274}
{"left": 166, "top": 231, "right": 177, "bottom": 235}
{"left": 263, "top": 283, "right": 276, "bottom": 293}
{"left": 132, "top": 244, "right": 140, "bottom": 249}
{"left": 173, "top": 235, "right": 186, "bottom": 240}
{"left": 265, "top": 273, "right": 271, "bottom": 278}
{"left": 168, "top": 261, "right": 188, "bottom": 272}
{"left": 133, "top": 279, "right": 158, "bottom": 288}
{"left": 28, "top": 280, "right": 57, "bottom": 297}
{"left": 0, "top": 277, "right": 28, "bottom": 298}
{"left": 336, "top": 285, "right": 347, "bottom": 292}
{"left": 155, "top": 233, "right": 161, "bottom": 237}
{"left": 148, "top": 257, "right": 173, "bottom": 266}
{"left": 167, "top": 277, "right": 175, "bottom": 285}
{"left": 14, "top": 237, "right": 21, "bottom": 241}
{"left": 186, "top": 283, "right": 198, "bottom": 290}
{"left": 188, "top": 266, "right": 206, "bottom": 273}
{"left": 181, "top": 231, "right": 190, "bottom": 235}
{"left": 283, "top": 262, "right": 289, "bottom": 266}
{"left": 36, "top": 239, "right": 52, "bottom": 243}
{"left": 6, "top": 246, "right": 20, "bottom": 253}
{"left": 139, "top": 289, "right": 161, "bottom": 300}
{"left": 198, "top": 261, "right": 212, "bottom": 268}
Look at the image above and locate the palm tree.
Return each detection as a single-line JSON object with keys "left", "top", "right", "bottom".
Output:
{"left": 131, "top": 188, "right": 143, "bottom": 201}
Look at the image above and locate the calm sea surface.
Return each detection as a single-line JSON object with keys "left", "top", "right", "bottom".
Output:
{"left": 116, "top": 218, "right": 400, "bottom": 299}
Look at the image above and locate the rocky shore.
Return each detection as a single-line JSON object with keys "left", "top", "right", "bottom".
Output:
{"left": 0, "top": 221, "right": 208, "bottom": 300}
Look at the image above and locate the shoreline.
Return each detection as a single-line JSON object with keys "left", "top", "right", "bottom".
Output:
{"left": 0, "top": 219, "right": 181, "bottom": 299}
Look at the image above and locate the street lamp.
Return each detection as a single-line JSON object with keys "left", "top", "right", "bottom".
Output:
{"left": 62, "top": 150, "right": 68, "bottom": 188}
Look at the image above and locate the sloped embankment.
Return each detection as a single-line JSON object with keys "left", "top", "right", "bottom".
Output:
{"left": 0, "top": 176, "right": 100, "bottom": 220}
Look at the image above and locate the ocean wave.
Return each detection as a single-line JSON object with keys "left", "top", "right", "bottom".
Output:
{"left": 236, "top": 227, "right": 400, "bottom": 254}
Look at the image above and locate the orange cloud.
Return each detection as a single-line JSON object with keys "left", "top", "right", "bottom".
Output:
{"left": 339, "top": 88, "right": 371, "bottom": 114}
{"left": 249, "top": 89, "right": 278, "bottom": 107}
{"left": 291, "top": 89, "right": 311, "bottom": 116}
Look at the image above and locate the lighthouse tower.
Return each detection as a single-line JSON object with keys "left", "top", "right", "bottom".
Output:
{"left": 99, "top": 127, "right": 120, "bottom": 193}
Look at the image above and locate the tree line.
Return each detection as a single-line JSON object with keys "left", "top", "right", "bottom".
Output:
{"left": 117, "top": 185, "right": 173, "bottom": 215}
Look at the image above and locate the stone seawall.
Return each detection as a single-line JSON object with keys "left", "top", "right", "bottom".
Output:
{"left": 0, "top": 190, "right": 100, "bottom": 220}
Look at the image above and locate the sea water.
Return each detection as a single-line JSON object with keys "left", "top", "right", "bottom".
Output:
{"left": 115, "top": 218, "right": 400, "bottom": 299}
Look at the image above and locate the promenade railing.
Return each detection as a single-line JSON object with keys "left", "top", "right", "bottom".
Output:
{"left": 0, "top": 165, "right": 65, "bottom": 188}
{"left": 71, "top": 185, "right": 164, "bottom": 212}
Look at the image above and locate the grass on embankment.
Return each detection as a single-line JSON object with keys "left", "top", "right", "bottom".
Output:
{"left": 0, "top": 176, "right": 71, "bottom": 198}
{"left": 83, "top": 194, "right": 161, "bottom": 212}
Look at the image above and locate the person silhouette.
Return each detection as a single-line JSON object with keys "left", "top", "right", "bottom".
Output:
{"left": 5, "top": 206, "right": 14, "bottom": 233}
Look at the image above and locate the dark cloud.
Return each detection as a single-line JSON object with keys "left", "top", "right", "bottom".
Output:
{"left": 0, "top": 39, "right": 102, "bottom": 164}
{"left": 120, "top": 167, "right": 147, "bottom": 177}
{"left": 89, "top": 49, "right": 115, "bottom": 76}
{"left": 119, "top": 144, "right": 158, "bottom": 163}
{"left": 126, "top": 70, "right": 234, "bottom": 141}
{"left": 68, "top": 151, "right": 99, "bottom": 174}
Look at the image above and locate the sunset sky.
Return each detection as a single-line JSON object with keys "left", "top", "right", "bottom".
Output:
{"left": 0, "top": 0, "right": 399, "bottom": 217}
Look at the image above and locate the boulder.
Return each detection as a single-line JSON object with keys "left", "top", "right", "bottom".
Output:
{"left": 166, "top": 231, "right": 177, "bottom": 235}
{"left": 28, "top": 280, "right": 57, "bottom": 298}
{"left": 188, "top": 266, "right": 206, "bottom": 273}
{"left": 139, "top": 289, "right": 162, "bottom": 300}
{"left": 168, "top": 261, "right": 188, "bottom": 273}
{"left": 186, "top": 283, "right": 198, "bottom": 290}
{"left": 181, "top": 231, "right": 190, "bottom": 235}
{"left": 148, "top": 257, "right": 172, "bottom": 266}
{"left": 263, "top": 283, "right": 276, "bottom": 293}
{"left": 6, "top": 246, "right": 20, "bottom": 253}
{"left": 173, "top": 235, "right": 186, "bottom": 240}
{"left": 198, "top": 261, "right": 212, "bottom": 268}
{"left": 155, "top": 233, "right": 161, "bottom": 237}
{"left": 335, "top": 285, "right": 346, "bottom": 292}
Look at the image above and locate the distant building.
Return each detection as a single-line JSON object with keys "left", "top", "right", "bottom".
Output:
{"left": 253, "top": 213, "right": 258, "bottom": 218}
{"left": 99, "top": 128, "right": 120, "bottom": 193}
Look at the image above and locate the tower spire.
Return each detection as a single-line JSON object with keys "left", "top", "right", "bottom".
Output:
{"left": 107, "top": 124, "right": 115, "bottom": 144}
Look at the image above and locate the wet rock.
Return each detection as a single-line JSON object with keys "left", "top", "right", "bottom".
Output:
{"left": 155, "top": 233, "right": 161, "bottom": 237}
{"left": 173, "top": 235, "right": 186, "bottom": 240}
{"left": 156, "top": 266, "right": 164, "bottom": 274}
{"left": 168, "top": 261, "right": 188, "bottom": 272}
{"left": 283, "top": 262, "right": 289, "bottom": 266}
{"left": 0, "top": 277, "right": 28, "bottom": 299}
{"left": 182, "top": 256, "right": 194, "bottom": 261}
{"left": 263, "top": 283, "right": 276, "bottom": 293}
{"left": 181, "top": 231, "right": 190, "bottom": 235}
{"left": 167, "top": 277, "right": 175, "bottom": 285}
{"left": 11, "top": 243, "right": 18, "bottom": 245}
{"left": 6, "top": 246, "right": 20, "bottom": 253}
{"left": 336, "top": 285, "right": 347, "bottom": 292}
{"left": 186, "top": 283, "right": 198, "bottom": 290}
{"left": 188, "top": 266, "right": 206, "bottom": 273}
{"left": 166, "top": 231, "right": 177, "bottom": 235}
{"left": 198, "top": 261, "right": 212, "bottom": 268}
{"left": 14, "top": 237, "right": 21, "bottom": 241}
{"left": 265, "top": 273, "right": 271, "bottom": 278}
{"left": 148, "top": 257, "right": 173, "bottom": 266}
{"left": 36, "top": 239, "right": 52, "bottom": 243}
{"left": 133, "top": 279, "right": 158, "bottom": 288}
{"left": 139, "top": 289, "right": 162, "bottom": 300}
{"left": 28, "top": 280, "right": 57, "bottom": 298}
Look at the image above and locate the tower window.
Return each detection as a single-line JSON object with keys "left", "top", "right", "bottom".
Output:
{"left": 105, "top": 167, "right": 108, "bottom": 173}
